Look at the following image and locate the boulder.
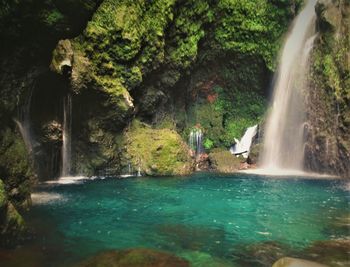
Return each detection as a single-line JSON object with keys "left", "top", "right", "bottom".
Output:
{"left": 0, "top": 179, "right": 25, "bottom": 243}
{"left": 123, "top": 120, "right": 194, "bottom": 176}
{"left": 76, "top": 248, "right": 190, "bottom": 267}
{"left": 302, "top": 239, "right": 350, "bottom": 267}
{"left": 208, "top": 150, "right": 242, "bottom": 173}
{"left": 272, "top": 257, "right": 329, "bottom": 267}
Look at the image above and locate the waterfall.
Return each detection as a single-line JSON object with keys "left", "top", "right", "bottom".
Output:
{"left": 189, "top": 128, "right": 203, "bottom": 156}
{"left": 230, "top": 125, "right": 258, "bottom": 158}
{"left": 61, "top": 94, "right": 72, "bottom": 177}
{"left": 260, "top": 0, "right": 317, "bottom": 171}
{"left": 15, "top": 85, "right": 34, "bottom": 156}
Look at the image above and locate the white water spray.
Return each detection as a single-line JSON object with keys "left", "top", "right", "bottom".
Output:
{"left": 61, "top": 94, "right": 72, "bottom": 177}
{"left": 189, "top": 128, "right": 203, "bottom": 156}
{"left": 15, "top": 85, "right": 34, "bottom": 155}
{"left": 260, "top": 0, "right": 317, "bottom": 172}
{"left": 230, "top": 125, "right": 258, "bottom": 158}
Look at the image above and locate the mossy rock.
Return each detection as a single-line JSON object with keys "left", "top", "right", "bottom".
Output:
{"left": 0, "top": 179, "right": 25, "bottom": 241}
{"left": 0, "top": 180, "right": 7, "bottom": 208}
{"left": 247, "top": 143, "right": 261, "bottom": 165}
{"left": 0, "top": 129, "right": 34, "bottom": 206}
{"left": 208, "top": 150, "right": 242, "bottom": 173}
{"left": 124, "top": 120, "right": 194, "bottom": 176}
{"left": 76, "top": 248, "right": 190, "bottom": 267}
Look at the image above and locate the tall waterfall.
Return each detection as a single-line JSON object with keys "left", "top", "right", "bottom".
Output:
{"left": 189, "top": 128, "right": 203, "bottom": 156}
{"left": 61, "top": 94, "right": 72, "bottom": 177}
{"left": 15, "top": 86, "right": 34, "bottom": 156}
{"left": 260, "top": 0, "right": 317, "bottom": 171}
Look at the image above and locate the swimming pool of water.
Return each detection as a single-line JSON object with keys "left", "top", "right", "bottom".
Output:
{"left": 3, "top": 173, "right": 350, "bottom": 266}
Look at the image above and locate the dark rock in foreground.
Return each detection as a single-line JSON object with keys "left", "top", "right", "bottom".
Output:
{"left": 302, "top": 239, "right": 350, "bottom": 267}
{"left": 76, "top": 248, "right": 190, "bottom": 267}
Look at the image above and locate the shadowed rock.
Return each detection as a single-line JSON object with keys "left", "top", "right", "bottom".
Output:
{"left": 75, "top": 248, "right": 190, "bottom": 267}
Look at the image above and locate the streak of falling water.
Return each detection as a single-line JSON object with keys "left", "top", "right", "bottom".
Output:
{"left": 261, "top": 0, "right": 318, "bottom": 171}
{"left": 14, "top": 85, "right": 34, "bottom": 156}
{"left": 61, "top": 94, "right": 72, "bottom": 177}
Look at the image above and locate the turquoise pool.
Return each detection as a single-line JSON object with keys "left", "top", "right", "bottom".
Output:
{"left": 6, "top": 173, "right": 350, "bottom": 266}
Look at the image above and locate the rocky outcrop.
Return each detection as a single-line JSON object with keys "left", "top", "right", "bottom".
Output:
{"left": 76, "top": 248, "right": 190, "bottom": 267}
{"left": 0, "top": 180, "right": 25, "bottom": 245}
{"left": 304, "top": 0, "right": 350, "bottom": 177}
{"left": 123, "top": 120, "right": 194, "bottom": 176}
{"left": 208, "top": 150, "right": 243, "bottom": 173}
{"left": 46, "top": 0, "right": 300, "bottom": 177}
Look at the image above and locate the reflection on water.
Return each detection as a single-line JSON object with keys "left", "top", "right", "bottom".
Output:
{"left": 1, "top": 173, "right": 349, "bottom": 267}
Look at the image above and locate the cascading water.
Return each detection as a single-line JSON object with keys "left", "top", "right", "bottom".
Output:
{"left": 230, "top": 125, "right": 258, "bottom": 158}
{"left": 61, "top": 94, "right": 72, "bottom": 177}
{"left": 189, "top": 128, "right": 203, "bottom": 156}
{"left": 260, "top": 0, "right": 317, "bottom": 172}
{"left": 14, "top": 85, "right": 34, "bottom": 156}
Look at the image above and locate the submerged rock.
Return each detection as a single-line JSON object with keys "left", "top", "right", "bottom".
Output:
{"left": 76, "top": 248, "right": 190, "bottom": 267}
{"left": 231, "top": 241, "right": 295, "bottom": 267}
{"left": 302, "top": 239, "right": 350, "bottom": 267}
{"left": 179, "top": 251, "right": 233, "bottom": 267}
{"left": 272, "top": 257, "right": 329, "bottom": 267}
{"left": 156, "top": 224, "right": 226, "bottom": 252}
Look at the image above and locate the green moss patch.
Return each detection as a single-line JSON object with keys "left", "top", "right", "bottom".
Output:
{"left": 124, "top": 120, "right": 193, "bottom": 176}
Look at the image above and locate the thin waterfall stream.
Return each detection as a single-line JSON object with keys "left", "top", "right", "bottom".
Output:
{"left": 61, "top": 94, "right": 72, "bottom": 177}
{"left": 259, "top": 0, "right": 317, "bottom": 173}
{"left": 14, "top": 85, "right": 35, "bottom": 157}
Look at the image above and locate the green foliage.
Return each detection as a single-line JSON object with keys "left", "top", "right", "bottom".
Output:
{"left": 40, "top": 9, "right": 65, "bottom": 27}
{"left": 187, "top": 60, "right": 266, "bottom": 150}
{"left": 203, "top": 138, "right": 214, "bottom": 150}
{"left": 214, "top": 0, "right": 301, "bottom": 69}
{"left": 0, "top": 180, "right": 6, "bottom": 208}
{"left": 0, "top": 129, "right": 33, "bottom": 204}
{"left": 168, "top": 0, "right": 211, "bottom": 68}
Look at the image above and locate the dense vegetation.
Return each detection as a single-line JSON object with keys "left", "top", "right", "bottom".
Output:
{"left": 0, "top": 0, "right": 349, "bottom": 240}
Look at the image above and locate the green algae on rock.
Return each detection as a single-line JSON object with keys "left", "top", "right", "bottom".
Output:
{"left": 76, "top": 248, "right": 190, "bottom": 267}
{"left": 123, "top": 120, "right": 194, "bottom": 176}
{"left": 0, "top": 180, "right": 25, "bottom": 243}
{"left": 304, "top": 0, "right": 350, "bottom": 177}
{"left": 208, "top": 150, "right": 242, "bottom": 173}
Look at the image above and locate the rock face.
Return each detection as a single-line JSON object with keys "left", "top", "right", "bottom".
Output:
{"left": 208, "top": 150, "right": 242, "bottom": 173}
{"left": 76, "top": 248, "right": 190, "bottom": 267}
{"left": 46, "top": 0, "right": 300, "bottom": 177}
{"left": 0, "top": 180, "right": 25, "bottom": 245}
{"left": 123, "top": 120, "right": 194, "bottom": 176}
{"left": 304, "top": 0, "right": 350, "bottom": 177}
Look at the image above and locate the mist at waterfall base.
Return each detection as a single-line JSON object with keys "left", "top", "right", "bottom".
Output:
{"left": 257, "top": 0, "right": 318, "bottom": 175}
{"left": 7, "top": 173, "right": 347, "bottom": 267}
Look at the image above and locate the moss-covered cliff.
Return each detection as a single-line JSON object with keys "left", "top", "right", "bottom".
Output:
{"left": 305, "top": 0, "right": 350, "bottom": 177}
{"left": 0, "top": 0, "right": 349, "bottom": 241}
{"left": 49, "top": 0, "right": 300, "bottom": 175}
{"left": 1, "top": 0, "right": 349, "bottom": 218}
